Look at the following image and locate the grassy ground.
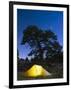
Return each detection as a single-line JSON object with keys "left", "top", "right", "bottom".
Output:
{"left": 17, "top": 63, "right": 63, "bottom": 80}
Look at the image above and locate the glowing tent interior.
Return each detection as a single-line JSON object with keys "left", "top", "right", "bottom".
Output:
{"left": 24, "top": 64, "right": 51, "bottom": 77}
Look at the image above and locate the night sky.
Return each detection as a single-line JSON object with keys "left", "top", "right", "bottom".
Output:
{"left": 17, "top": 9, "right": 63, "bottom": 59}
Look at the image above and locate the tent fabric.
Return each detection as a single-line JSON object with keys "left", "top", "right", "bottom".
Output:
{"left": 24, "top": 64, "right": 51, "bottom": 77}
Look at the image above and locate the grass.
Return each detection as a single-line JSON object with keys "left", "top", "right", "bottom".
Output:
{"left": 17, "top": 64, "right": 63, "bottom": 80}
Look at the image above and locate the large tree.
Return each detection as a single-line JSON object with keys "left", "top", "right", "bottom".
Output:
{"left": 21, "top": 25, "right": 62, "bottom": 64}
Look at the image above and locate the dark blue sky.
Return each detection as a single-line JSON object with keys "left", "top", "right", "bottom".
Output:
{"left": 17, "top": 9, "right": 63, "bottom": 59}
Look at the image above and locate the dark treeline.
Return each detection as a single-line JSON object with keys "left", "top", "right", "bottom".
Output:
{"left": 17, "top": 25, "right": 63, "bottom": 78}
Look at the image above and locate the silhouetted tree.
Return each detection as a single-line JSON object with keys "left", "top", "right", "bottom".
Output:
{"left": 25, "top": 57, "right": 30, "bottom": 64}
{"left": 21, "top": 25, "right": 62, "bottom": 64}
{"left": 21, "top": 26, "right": 43, "bottom": 59}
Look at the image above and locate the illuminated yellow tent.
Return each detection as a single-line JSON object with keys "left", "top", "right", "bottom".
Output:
{"left": 24, "top": 64, "right": 51, "bottom": 77}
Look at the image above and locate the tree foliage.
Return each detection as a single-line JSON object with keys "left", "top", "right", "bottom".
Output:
{"left": 21, "top": 25, "right": 62, "bottom": 64}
